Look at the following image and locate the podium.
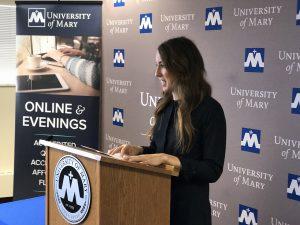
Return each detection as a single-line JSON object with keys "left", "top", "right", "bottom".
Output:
{"left": 40, "top": 140, "right": 179, "bottom": 225}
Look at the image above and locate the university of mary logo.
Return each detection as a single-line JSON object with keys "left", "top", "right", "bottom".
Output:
{"left": 113, "top": 49, "right": 125, "bottom": 67}
{"left": 244, "top": 48, "right": 265, "bottom": 73}
{"left": 205, "top": 7, "right": 223, "bottom": 30}
{"left": 54, "top": 155, "right": 91, "bottom": 224}
{"left": 114, "top": 0, "right": 125, "bottom": 7}
{"left": 139, "top": 13, "right": 153, "bottom": 33}
{"left": 291, "top": 88, "right": 300, "bottom": 114}
{"left": 241, "top": 128, "right": 261, "bottom": 154}
{"left": 112, "top": 107, "right": 124, "bottom": 126}
{"left": 297, "top": 0, "right": 300, "bottom": 25}
{"left": 287, "top": 173, "right": 300, "bottom": 201}
{"left": 28, "top": 8, "right": 46, "bottom": 27}
{"left": 238, "top": 204, "right": 258, "bottom": 225}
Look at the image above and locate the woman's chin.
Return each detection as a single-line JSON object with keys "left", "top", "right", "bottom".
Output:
{"left": 162, "top": 86, "right": 168, "bottom": 92}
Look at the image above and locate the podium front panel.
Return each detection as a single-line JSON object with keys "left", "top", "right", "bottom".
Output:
{"left": 45, "top": 144, "right": 172, "bottom": 225}
{"left": 99, "top": 162, "right": 171, "bottom": 225}
{"left": 46, "top": 147, "right": 100, "bottom": 225}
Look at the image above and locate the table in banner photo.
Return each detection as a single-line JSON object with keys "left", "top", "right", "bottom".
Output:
{"left": 17, "top": 60, "right": 99, "bottom": 96}
{"left": 0, "top": 196, "right": 45, "bottom": 225}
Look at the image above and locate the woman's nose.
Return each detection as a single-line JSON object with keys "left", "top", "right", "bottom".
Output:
{"left": 155, "top": 66, "right": 162, "bottom": 77}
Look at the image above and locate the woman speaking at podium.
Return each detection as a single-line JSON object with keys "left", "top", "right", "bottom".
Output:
{"left": 108, "top": 37, "right": 226, "bottom": 225}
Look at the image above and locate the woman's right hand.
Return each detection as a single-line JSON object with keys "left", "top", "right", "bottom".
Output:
{"left": 108, "top": 144, "right": 143, "bottom": 157}
{"left": 59, "top": 48, "right": 85, "bottom": 57}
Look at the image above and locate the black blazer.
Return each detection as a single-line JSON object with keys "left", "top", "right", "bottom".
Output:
{"left": 143, "top": 96, "right": 226, "bottom": 225}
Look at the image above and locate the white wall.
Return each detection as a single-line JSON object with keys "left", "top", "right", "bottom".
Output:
{"left": 0, "top": 1, "right": 15, "bottom": 198}
{"left": 0, "top": 87, "right": 15, "bottom": 198}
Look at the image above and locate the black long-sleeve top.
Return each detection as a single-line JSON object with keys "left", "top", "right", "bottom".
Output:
{"left": 142, "top": 96, "right": 226, "bottom": 225}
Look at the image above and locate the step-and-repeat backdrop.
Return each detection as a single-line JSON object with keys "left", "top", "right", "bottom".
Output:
{"left": 102, "top": 0, "right": 299, "bottom": 224}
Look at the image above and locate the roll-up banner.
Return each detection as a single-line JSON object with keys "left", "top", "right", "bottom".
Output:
{"left": 14, "top": 1, "right": 102, "bottom": 200}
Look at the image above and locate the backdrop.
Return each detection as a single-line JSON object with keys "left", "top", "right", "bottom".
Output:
{"left": 102, "top": 0, "right": 300, "bottom": 224}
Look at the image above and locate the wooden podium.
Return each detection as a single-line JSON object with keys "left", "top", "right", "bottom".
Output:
{"left": 40, "top": 140, "right": 179, "bottom": 225}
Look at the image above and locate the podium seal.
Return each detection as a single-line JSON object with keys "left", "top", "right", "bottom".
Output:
{"left": 54, "top": 155, "right": 91, "bottom": 224}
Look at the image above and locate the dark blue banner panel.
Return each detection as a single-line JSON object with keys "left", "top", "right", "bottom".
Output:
{"left": 17, "top": 3, "right": 101, "bottom": 36}
{"left": 14, "top": 93, "right": 99, "bottom": 199}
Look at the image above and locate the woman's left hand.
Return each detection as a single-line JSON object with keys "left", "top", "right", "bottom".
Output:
{"left": 42, "top": 49, "right": 70, "bottom": 66}
{"left": 42, "top": 49, "right": 64, "bottom": 62}
{"left": 124, "top": 153, "right": 181, "bottom": 168}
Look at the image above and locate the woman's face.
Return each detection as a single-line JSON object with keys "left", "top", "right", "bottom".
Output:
{"left": 155, "top": 51, "right": 173, "bottom": 93}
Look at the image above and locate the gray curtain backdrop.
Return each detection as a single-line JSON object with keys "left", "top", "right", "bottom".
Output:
{"left": 102, "top": 0, "right": 300, "bottom": 224}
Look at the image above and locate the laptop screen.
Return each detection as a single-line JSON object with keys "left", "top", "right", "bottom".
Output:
{"left": 31, "top": 36, "right": 56, "bottom": 55}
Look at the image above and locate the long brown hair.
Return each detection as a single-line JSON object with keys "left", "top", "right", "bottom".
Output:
{"left": 152, "top": 37, "right": 211, "bottom": 153}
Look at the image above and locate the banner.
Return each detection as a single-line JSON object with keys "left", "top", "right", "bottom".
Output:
{"left": 14, "top": 1, "right": 102, "bottom": 200}
{"left": 102, "top": 0, "right": 299, "bottom": 224}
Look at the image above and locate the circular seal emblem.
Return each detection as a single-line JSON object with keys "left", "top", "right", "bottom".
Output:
{"left": 54, "top": 155, "right": 91, "bottom": 224}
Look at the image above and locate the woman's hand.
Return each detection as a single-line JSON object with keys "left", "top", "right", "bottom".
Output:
{"left": 59, "top": 48, "right": 85, "bottom": 57}
{"left": 42, "top": 49, "right": 64, "bottom": 62}
{"left": 108, "top": 144, "right": 143, "bottom": 157}
{"left": 125, "top": 153, "right": 181, "bottom": 168}
{"left": 42, "top": 49, "right": 70, "bottom": 66}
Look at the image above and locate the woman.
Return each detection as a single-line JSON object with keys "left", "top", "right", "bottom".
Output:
{"left": 108, "top": 36, "right": 226, "bottom": 225}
